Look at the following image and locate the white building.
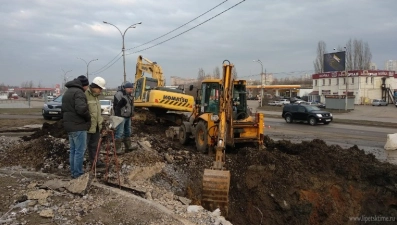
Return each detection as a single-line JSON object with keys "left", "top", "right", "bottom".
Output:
{"left": 369, "top": 62, "right": 378, "bottom": 70}
{"left": 311, "top": 70, "right": 397, "bottom": 104}
{"left": 385, "top": 60, "right": 397, "bottom": 72}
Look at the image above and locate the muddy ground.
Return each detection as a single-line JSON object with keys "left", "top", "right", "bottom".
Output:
{"left": 1, "top": 118, "right": 397, "bottom": 224}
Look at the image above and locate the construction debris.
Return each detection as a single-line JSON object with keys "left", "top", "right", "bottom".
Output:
{"left": 0, "top": 120, "right": 397, "bottom": 225}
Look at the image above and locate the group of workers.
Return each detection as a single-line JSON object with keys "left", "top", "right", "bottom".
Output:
{"left": 61, "top": 75, "right": 136, "bottom": 179}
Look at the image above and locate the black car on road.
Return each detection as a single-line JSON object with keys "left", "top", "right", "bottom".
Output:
{"left": 282, "top": 104, "right": 333, "bottom": 125}
{"left": 42, "top": 95, "right": 63, "bottom": 120}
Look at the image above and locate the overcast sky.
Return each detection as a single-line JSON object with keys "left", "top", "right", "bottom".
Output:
{"left": 1, "top": 0, "right": 396, "bottom": 88}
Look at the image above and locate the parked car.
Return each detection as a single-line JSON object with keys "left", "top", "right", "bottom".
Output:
{"left": 100, "top": 100, "right": 113, "bottom": 115}
{"left": 42, "top": 95, "right": 63, "bottom": 120}
{"left": 268, "top": 101, "right": 282, "bottom": 106}
{"left": 282, "top": 104, "right": 333, "bottom": 125}
{"left": 372, "top": 99, "right": 388, "bottom": 106}
{"left": 279, "top": 99, "right": 290, "bottom": 105}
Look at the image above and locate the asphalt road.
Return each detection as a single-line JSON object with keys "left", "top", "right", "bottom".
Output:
{"left": 264, "top": 117, "right": 391, "bottom": 161}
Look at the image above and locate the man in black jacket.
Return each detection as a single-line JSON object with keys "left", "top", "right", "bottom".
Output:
{"left": 62, "top": 77, "right": 91, "bottom": 179}
{"left": 113, "top": 82, "right": 136, "bottom": 154}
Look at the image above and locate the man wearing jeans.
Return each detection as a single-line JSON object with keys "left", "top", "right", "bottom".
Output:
{"left": 113, "top": 82, "right": 136, "bottom": 154}
{"left": 62, "top": 76, "right": 91, "bottom": 179}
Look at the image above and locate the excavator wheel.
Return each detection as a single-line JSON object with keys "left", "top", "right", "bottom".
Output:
{"left": 195, "top": 121, "right": 208, "bottom": 153}
{"left": 179, "top": 124, "right": 189, "bottom": 145}
{"left": 202, "top": 169, "right": 230, "bottom": 217}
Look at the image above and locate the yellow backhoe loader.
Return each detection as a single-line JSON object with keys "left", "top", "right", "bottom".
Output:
{"left": 177, "top": 60, "right": 265, "bottom": 216}
{"left": 133, "top": 55, "right": 195, "bottom": 125}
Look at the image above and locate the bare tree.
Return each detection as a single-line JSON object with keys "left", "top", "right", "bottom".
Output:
{"left": 345, "top": 38, "right": 372, "bottom": 70}
{"left": 313, "top": 41, "right": 327, "bottom": 73}
{"left": 232, "top": 67, "right": 238, "bottom": 79}
{"left": 0, "top": 83, "right": 7, "bottom": 91}
{"left": 197, "top": 68, "right": 205, "bottom": 82}
{"left": 213, "top": 66, "right": 221, "bottom": 79}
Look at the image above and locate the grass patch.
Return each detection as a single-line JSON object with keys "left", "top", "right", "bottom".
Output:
{"left": 0, "top": 108, "right": 42, "bottom": 115}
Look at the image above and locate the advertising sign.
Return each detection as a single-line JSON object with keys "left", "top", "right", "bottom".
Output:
{"left": 323, "top": 51, "right": 346, "bottom": 72}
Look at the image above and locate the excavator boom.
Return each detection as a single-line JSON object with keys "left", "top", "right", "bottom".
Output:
{"left": 202, "top": 60, "right": 233, "bottom": 216}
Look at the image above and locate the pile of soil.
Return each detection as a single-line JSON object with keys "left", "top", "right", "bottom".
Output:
{"left": 21, "top": 120, "right": 68, "bottom": 141}
{"left": 3, "top": 119, "right": 397, "bottom": 225}
{"left": 226, "top": 138, "right": 397, "bottom": 224}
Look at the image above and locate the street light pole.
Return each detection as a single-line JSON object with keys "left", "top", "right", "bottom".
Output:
{"left": 77, "top": 58, "right": 98, "bottom": 81}
{"left": 253, "top": 59, "right": 264, "bottom": 107}
{"left": 103, "top": 21, "right": 142, "bottom": 83}
{"left": 343, "top": 48, "right": 348, "bottom": 111}
{"left": 61, "top": 69, "right": 72, "bottom": 92}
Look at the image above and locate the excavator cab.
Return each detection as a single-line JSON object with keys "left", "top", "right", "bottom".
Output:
{"left": 200, "top": 82, "right": 221, "bottom": 115}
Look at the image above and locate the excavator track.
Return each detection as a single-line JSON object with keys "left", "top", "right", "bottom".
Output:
{"left": 202, "top": 169, "right": 230, "bottom": 216}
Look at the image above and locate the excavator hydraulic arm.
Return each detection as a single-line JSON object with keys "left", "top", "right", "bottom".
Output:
{"left": 202, "top": 60, "right": 233, "bottom": 216}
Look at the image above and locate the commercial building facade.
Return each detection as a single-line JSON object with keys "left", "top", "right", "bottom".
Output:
{"left": 311, "top": 70, "right": 397, "bottom": 104}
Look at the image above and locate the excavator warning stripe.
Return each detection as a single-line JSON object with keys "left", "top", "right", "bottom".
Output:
{"left": 158, "top": 99, "right": 191, "bottom": 108}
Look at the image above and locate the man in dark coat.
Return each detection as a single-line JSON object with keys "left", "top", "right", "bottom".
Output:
{"left": 113, "top": 82, "right": 136, "bottom": 154}
{"left": 62, "top": 77, "right": 91, "bottom": 179}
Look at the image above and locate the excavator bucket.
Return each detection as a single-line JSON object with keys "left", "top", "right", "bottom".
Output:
{"left": 202, "top": 169, "right": 231, "bottom": 216}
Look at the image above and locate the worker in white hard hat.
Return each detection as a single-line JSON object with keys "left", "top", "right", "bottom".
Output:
{"left": 85, "top": 76, "right": 106, "bottom": 168}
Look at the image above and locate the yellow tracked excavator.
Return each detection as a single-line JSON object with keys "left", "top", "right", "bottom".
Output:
{"left": 133, "top": 55, "right": 194, "bottom": 125}
{"left": 176, "top": 60, "right": 265, "bottom": 216}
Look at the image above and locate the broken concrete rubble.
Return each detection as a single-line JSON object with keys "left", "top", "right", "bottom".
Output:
{"left": 66, "top": 173, "right": 90, "bottom": 195}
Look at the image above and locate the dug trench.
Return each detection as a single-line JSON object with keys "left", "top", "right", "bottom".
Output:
{"left": 1, "top": 119, "right": 397, "bottom": 225}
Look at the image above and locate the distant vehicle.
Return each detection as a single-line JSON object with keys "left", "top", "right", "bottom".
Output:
{"left": 316, "top": 102, "right": 326, "bottom": 108}
{"left": 268, "top": 101, "right": 282, "bottom": 106}
{"left": 100, "top": 100, "right": 113, "bottom": 115}
{"left": 295, "top": 100, "right": 306, "bottom": 104}
{"left": 42, "top": 95, "right": 63, "bottom": 120}
{"left": 279, "top": 99, "right": 290, "bottom": 105}
{"left": 10, "top": 93, "right": 18, "bottom": 99}
{"left": 372, "top": 99, "right": 388, "bottom": 106}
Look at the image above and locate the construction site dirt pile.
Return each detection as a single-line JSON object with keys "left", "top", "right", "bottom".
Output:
{"left": 1, "top": 120, "right": 397, "bottom": 225}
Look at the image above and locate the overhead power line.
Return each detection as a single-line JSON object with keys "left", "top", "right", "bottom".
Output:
{"left": 126, "top": 0, "right": 246, "bottom": 55}
{"left": 93, "top": 0, "right": 245, "bottom": 75}
{"left": 91, "top": 55, "right": 123, "bottom": 75}
{"left": 126, "top": 0, "right": 229, "bottom": 51}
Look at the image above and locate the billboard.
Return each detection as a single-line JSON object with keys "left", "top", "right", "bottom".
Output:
{"left": 323, "top": 51, "right": 346, "bottom": 72}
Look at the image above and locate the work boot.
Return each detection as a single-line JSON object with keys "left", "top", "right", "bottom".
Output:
{"left": 123, "top": 138, "right": 138, "bottom": 153}
{"left": 115, "top": 139, "right": 124, "bottom": 155}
